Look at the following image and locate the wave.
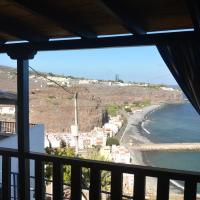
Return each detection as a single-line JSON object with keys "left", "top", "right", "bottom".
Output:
{"left": 141, "top": 121, "right": 151, "bottom": 135}
{"left": 170, "top": 180, "right": 184, "bottom": 191}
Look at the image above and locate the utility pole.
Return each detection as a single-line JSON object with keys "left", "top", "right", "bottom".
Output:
{"left": 74, "top": 92, "right": 79, "bottom": 156}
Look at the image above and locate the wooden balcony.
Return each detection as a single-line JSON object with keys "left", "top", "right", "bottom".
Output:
{"left": 0, "top": 147, "right": 199, "bottom": 200}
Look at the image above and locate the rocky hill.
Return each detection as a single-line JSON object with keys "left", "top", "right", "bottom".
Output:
{"left": 0, "top": 66, "right": 182, "bottom": 133}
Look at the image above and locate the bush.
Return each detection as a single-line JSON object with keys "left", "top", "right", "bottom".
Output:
{"left": 106, "top": 104, "right": 119, "bottom": 116}
{"left": 106, "top": 137, "right": 120, "bottom": 146}
{"left": 124, "top": 106, "right": 132, "bottom": 112}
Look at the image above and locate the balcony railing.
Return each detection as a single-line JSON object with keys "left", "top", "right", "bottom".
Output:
{"left": 0, "top": 147, "right": 199, "bottom": 200}
{"left": 0, "top": 121, "right": 36, "bottom": 134}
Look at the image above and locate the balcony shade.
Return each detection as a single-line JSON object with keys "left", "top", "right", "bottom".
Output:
{"left": 0, "top": 0, "right": 194, "bottom": 42}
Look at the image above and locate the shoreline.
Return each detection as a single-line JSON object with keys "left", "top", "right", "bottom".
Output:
{"left": 120, "top": 104, "right": 161, "bottom": 165}
{"left": 120, "top": 103, "right": 185, "bottom": 197}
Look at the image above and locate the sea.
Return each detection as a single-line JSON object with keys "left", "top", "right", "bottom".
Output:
{"left": 142, "top": 102, "right": 200, "bottom": 191}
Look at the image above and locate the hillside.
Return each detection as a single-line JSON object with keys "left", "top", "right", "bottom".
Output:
{"left": 0, "top": 66, "right": 182, "bottom": 133}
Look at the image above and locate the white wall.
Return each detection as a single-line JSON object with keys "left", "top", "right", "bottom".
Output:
{"left": 0, "top": 106, "right": 15, "bottom": 115}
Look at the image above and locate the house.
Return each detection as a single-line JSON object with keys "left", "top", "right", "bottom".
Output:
{"left": 0, "top": 106, "right": 15, "bottom": 115}
{"left": 0, "top": 1, "right": 199, "bottom": 200}
{"left": 0, "top": 91, "right": 44, "bottom": 199}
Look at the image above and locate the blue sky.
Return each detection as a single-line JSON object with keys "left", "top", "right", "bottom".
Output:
{"left": 0, "top": 46, "right": 177, "bottom": 85}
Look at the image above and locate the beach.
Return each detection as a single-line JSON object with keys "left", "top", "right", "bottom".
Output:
{"left": 120, "top": 104, "right": 185, "bottom": 198}
{"left": 120, "top": 104, "right": 160, "bottom": 165}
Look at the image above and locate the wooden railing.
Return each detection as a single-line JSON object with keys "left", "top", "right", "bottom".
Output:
{"left": 0, "top": 121, "right": 36, "bottom": 134}
{"left": 0, "top": 147, "right": 199, "bottom": 200}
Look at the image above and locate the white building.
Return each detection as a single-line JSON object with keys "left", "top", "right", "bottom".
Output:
{"left": 0, "top": 106, "right": 15, "bottom": 115}
{"left": 47, "top": 134, "right": 61, "bottom": 148}
{"left": 111, "top": 145, "right": 131, "bottom": 164}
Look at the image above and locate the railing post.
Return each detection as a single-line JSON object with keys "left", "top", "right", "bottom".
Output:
{"left": 89, "top": 168, "right": 101, "bottom": 200}
{"left": 35, "top": 160, "right": 45, "bottom": 200}
{"left": 2, "top": 156, "right": 11, "bottom": 199}
{"left": 53, "top": 162, "right": 63, "bottom": 200}
{"left": 134, "top": 173, "right": 145, "bottom": 200}
{"left": 111, "top": 169, "right": 122, "bottom": 200}
{"left": 71, "top": 165, "right": 82, "bottom": 200}
{"left": 184, "top": 179, "right": 197, "bottom": 200}
{"left": 7, "top": 49, "right": 37, "bottom": 200}
{"left": 157, "top": 176, "right": 169, "bottom": 200}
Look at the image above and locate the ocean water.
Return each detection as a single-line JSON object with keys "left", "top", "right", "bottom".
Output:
{"left": 143, "top": 103, "right": 200, "bottom": 172}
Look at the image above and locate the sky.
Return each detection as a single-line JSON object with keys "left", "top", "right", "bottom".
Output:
{"left": 0, "top": 46, "right": 177, "bottom": 85}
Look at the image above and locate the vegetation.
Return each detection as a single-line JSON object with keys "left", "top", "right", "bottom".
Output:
{"left": 132, "top": 100, "right": 151, "bottom": 108}
{"left": 60, "top": 139, "right": 67, "bottom": 148}
{"left": 83, "top": 151, "right": 111, "bottom": 191}
{"left": 45, "top": 148, "right": 75, "bottom": 183}
{"left": 45, "top": 148, "right": 111, "bottom": 191}
{"left": 106, "top": 137, "right": 120, "bottom": 146}
{"left": 106, "top": 104, "right": 120, "bottom": 116}
{"left": 124, "top": 106, "right": 132, "bottom": 112}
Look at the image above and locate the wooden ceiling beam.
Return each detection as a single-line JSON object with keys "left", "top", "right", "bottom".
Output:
{"left": 0, "top": 15, "right": 48, "bottom": 42}
{"left": 186, "top": 0, "right": 200, "bottom": 31}
{"left": 100, "top": 0, "right": 146, "bottom": 35}
{"left": 12, "top": 0, "right": 97, "bottom": 39}
{"left": 0, "top": 31, "right": 197, "bottom": 54}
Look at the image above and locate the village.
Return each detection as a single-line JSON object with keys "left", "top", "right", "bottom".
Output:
{"left": 45, "top": 114, "right": 131, "bottom": 164}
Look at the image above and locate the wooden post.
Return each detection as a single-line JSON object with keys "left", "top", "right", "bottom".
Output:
{"left": 7, "top": 50, "right": 37, "bottom": 200}
{"left": 17, "top": 59, "right": 30, "bottom": 200}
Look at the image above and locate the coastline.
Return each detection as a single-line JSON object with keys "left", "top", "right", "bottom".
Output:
{"left": 120, "top": 104, "right": 161, "bottom": 166}
{"left": 120, "top": 104, "right": 185, "bottom": 197}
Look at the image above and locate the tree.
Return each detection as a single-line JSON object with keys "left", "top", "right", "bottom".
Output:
{"left": 106, "top": 137, "right": 120, "bottom": 146}
{"left": 60, "top": 139, "right": 67, "bottom": 148}
{"left": 45, "top": 148, "right": 75, "bottom": 184}
{"left": 45, "top": 148, "right": 111, "bottom": 193}
{"left": 82, "top": 151, "right": 111, "bottom": 192}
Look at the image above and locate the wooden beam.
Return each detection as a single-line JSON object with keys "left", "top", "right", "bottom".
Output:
{"left": 0, "top": 15, "right": 47, "bottom": 42}
{"left": 1, "top": 31, "right": 198, "bottom": 53}
{"left": 100, "top": 0, "right": 145, "bottom": 35}
{"left": 186, "top": 0, "right": 200, "bottom": 31}
{"left": 12, "top": 0, "right": 97, "bottom": 39}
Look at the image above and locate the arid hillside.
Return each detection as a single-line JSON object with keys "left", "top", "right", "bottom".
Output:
{"left": 86, "top": 84, "right": 182, "bottom": 106}
{"left": 0, "top": 66, "right": 182, "bottom": 133}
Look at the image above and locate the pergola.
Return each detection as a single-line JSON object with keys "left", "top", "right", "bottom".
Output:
{"left": 0, "top": 0, "right": 200, "bottom": 200}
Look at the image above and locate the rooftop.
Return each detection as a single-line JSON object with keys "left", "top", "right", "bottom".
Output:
{"left": 0, "top": 90, "right": 17, "bottom": 105}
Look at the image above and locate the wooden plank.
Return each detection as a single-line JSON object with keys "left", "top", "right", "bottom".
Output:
{"left": 156, "top": 176, "right": 169, "bottom": 200}
{"left": 35, "top": 160, "right": 45, "bottom": 200}
{"left": 12, "top": 0, "right": 96, "bottom": 39}
{"left": 0, "top": 14, "right": 47, "bottom": 42}
{"left": 53, "top": 162, "right": 63, "bottom": 200}
{"left": 101, "top": 0, "right": 145, "bottom": 35}
{"left": 111, "top": 170, "right": 122, "bottom": 200}
{"left": 71, "top": 165, "right": 82, "bottom": 200}
{"left": 134, "top": 174, "right": 145, "bottom": 200}
{"left": 2, "top": 156, "right": 11, "bottom": 200}
{"left": 89, "top": 168, "right": 101, "bottom": 200}
{"left": 184, "top": 179, "right": 197, "bottom": 200}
